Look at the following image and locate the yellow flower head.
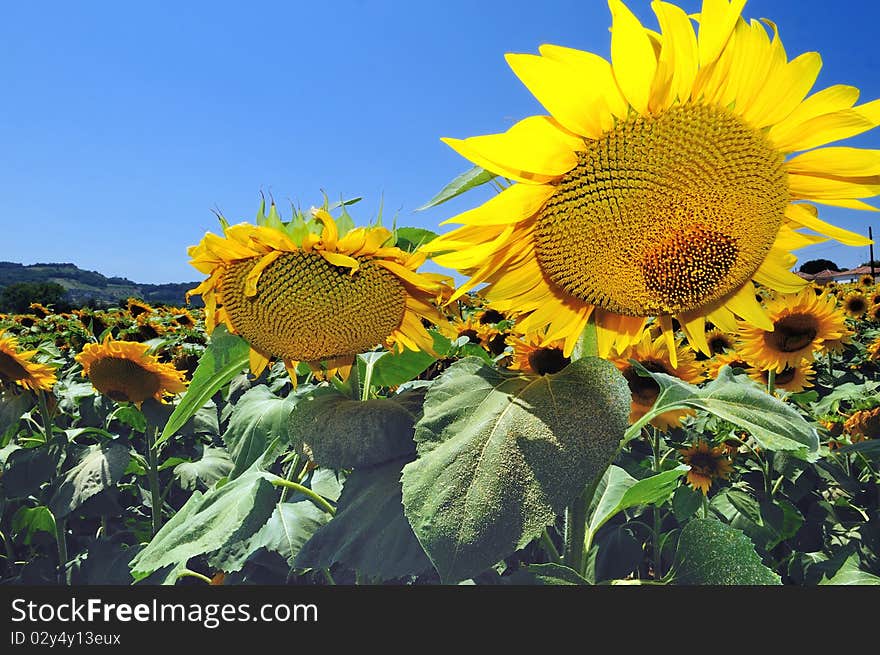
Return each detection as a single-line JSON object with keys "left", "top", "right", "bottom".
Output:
{"left": 187, "top": 202, "right": 453, "bottom": 381}
{"left": 859, "top": 274, "right": 875, "bottom": 287}
{"left": 747, "top": 360, "right": 815, "bottom": 393}
{"left": 611, "top": 331, "right": 704, "bottom": 430}
{"left": 843, "top": 291, "right": 869, "bottom": 318}
{"left": 76, "top": 337, "right": 188, "bottom": 405}
{"left": 705, "top": 328, "right": 736, "bottom": 356}
{"left": 421, "top": 0, "right": 879, "bottom": 363}
{"left": 127, "top": 298, "right": 154, "bottom": 318}
{"left": 508, "top": 332, "right": 571, "bottom": 376}
{"left": 738, "top": 288, "right": 847, "bottom": 372}
{"left": 844, "top": 407, "right": 880, "bottom": 440}
{"left": 0, "top": 331, "right": 57, "bottom": 392}
{"left": 679, "top": 441, "right": 734, "bottom": 495}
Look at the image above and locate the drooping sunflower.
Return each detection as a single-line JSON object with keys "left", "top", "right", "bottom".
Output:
{"left": 76, "top": 337, "right": 187, "bottom": 405}
{"left": 610, "top": 331, "right": 704, "bottom": 430}
{"left": 679, "top": 441, "right": 734, "bottom": 495}
{"left": 127, "top": 299, "right": 154, "bottom": 318}
{"left": 421, "top": 0, "right": 879, "bottom": 363}
{"left": 843, "top": 291, "right": 868, "bottom": 318}
{"left": 868, "top": 336, "right": 880, "bottom": 361}
{"left": 747, "top": 360, "right": 815, "bottom": 393}
{"left": 187, "top": 203, "right": 452, "bottom": 381}
{"left": 28, "top": 303, "right": 51, "bottom": 319}
{"left": 738, "top": 288, "right": 846, "bottom": 372}
{"left": 0, "top": 330, "right": 57, "bottom": 392}
{"left": 508, "top": 332, "right": 571, "bottom": 375}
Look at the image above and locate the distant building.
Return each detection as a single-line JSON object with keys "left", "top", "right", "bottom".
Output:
{"left": 797, "top": 265, "right": 876, "bottom": 284}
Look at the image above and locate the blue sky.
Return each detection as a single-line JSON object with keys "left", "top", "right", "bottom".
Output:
{"left": 1, "top": 0, "right": 879, "bottom": 284}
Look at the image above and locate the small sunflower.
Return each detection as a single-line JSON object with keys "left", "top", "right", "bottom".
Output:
{"left": 421, "top": 0, "right": 879, "bottom": 361}
{"left": 747, "top": 360, "right": 815, "bottom": 393}
{"left": 738, "top": 288, "right": 846, "bottom": 372}
{"left": 843, "top": 291, "right": 868, "bottom": 318}
{"left": 868, "top": 304, "right": 880, "bottom": 323}
{"left": 679, "top": 441, "right": 734, "bottom": 495}
{"left": 706, "top": 350, "right": 751, "bottom": 379}
{"left": 127, "top": 299, "right": 154, "bottom": 318}
{"left": 843, "top": 407, "right": 880, "bottom": 440}
{"left": 705, "top": 328, "right": 736, "bottom": 356}
{"left": 475, "top": 308, "right": 507, "bottom": 325}
{"left": 76, "top": 337, "right": 187, "bottom": 405}
{"left": 869, "top": 291, "right": 880, "bottom": 306}
{"left": 28, "top": 303, "right": 51, "bottom": 319}
{"left": 0, "top": 330, "right": 57, "bottom": 392}
{"left": 611, "top": 331, "right": 704, "bottom": 430}
{"left": 821, "top": 324, "right": 855, "bottom": 355}
{"left": 187, "top": 202, "right": 452, "bottom": 381}
{"left": 173, "top": 310, "right": 197, "bottom": 329}
{"left": 508, "top": 332, "right": 571, "bottom": 375}
{"left": 859, "top": 274, "right": 875, "bottom": 287}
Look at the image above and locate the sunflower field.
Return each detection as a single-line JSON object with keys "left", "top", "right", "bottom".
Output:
{"left": 2, "top": 0, "right": 880, "bottom": 587}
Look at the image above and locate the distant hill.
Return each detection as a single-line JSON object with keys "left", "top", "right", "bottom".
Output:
{"left": 0, "top": 261, "right": 202, "bottom": 308}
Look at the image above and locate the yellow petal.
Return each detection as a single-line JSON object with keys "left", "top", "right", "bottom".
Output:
{"left": 652, "top": 1, "right": 699, "bottom": 105}
{"left": 658, "top": 315, "right": 678, "bottom": 367}
{"left": 678, "top": 313, "right": 708, "bottom": 359}
{"left": 784, "top": 203, "right": 873, "bottom": 246}
{"left": 707, "top": 306, "right": 738, "bottom": 333}
{"left": 320, "top": 251, "right": 360, "bottom": 273}
{"left": 506, "top": 53, "right": 610, "bottom": 139}
{"left": 787, "top": 147, "right": 880, "bottom": 177}
{"left": 441, "top": 115, "right": 581, "bottom": 184}
{"left": 249, "top": 349, "right": 271, "bottom": 378}
{"left": 538, "top": 44, "right": 629, "bottom": 120}
{"left": 770, "top": 98, "right": 880, "bottom": 153}
{"left": 747, "top": 52, "right": 822, "bottom": 128}
{"left": 439, "top": 182, "right": 554, "bottom": 227}
{"left": 724, "top": 283, "right": 773, "bottom": 331}
{"left": 788, "top": 172, "right": 880, "bottom": 200}
{"left": 244, "top": 251, "right": 283, "bottom": 297}
{"left": 609, "top": 0, "right": 658, "bottom": 115}
{"left": 753, "top": 252, "right": 809, "bottom": 293}
{"left": 697, "top": 0, "right": 747, "bottom": 68}
{"left": 429, "top": 226, "right": 515, "bottom": 269}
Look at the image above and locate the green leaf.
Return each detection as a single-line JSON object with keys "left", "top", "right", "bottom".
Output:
{"left": 0, "top": 388, "right": 31, "bottom": 440}
{"left": 112, "top": 406, "right": 147, "bottom": 433}
{"left": 157, "top": 326, "right": 250, "bottom": 447}
{"left": 2, "top": 447, "right": 55, "bottom": 497}
{"left": 503, "top": 563, "right": 589, "bottom": 585}
{"left": 672, "top": 485, "right": 703, "bottom": 522}
{"left": 48, "top": 442, "right": 130, "bottom": 518}
{"left": 11, "top": 506, "right": 56, "bottom": 545}
{"left": 416, "top": 166, "right": 497, "bottom": 211}
{"left": 173, "top": 446, "right": 234, "bottom": 491}
{"left": 67, "top": 539, "right": 141, "bottom": 585}
{"left": 711, "top": 490, "right": 804, "bottom": 551}
{"left": 402, "top": 357, "right": 630, "bottom": 583}
{"left": 295, "top": 457, "right": 433, "bottom": 580}
{"left": 587, "top": 465, "right": 689, "bottom": 545}
{"left": 394, "top": 227, "right": 439, "bottom": 252}
{"left": 129, "top": 465, "right": 278, "bottom": 580}
{"left": 366, "top": 331, "right": 451, "bottom": 388}
{"left": 222, "top": 386, "right": 297, "bottom": 478}
{"left": 288, "top": 390, "right": 421, "bottom": 469}
{"left": 245, "top": 501, "right": 332, "bottom": 567}
{"left": 672, "top": 517, "right": 781, "bottom": 585}
{"left": 818, "top": 554, "right": 880, "bottom": 585}
{"left": 627, "top": 365, "right": 819, "bottom": 460}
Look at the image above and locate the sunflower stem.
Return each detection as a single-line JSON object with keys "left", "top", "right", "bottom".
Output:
{"left": 55, "top": 517, "right": 68, "bottom": 584}
{"left": 563, "top": 472, "right": 600, "bottom": 576}
{"left": 271, "top": 478, "right": 336, "bottom": 516}
{"left": 766, "top": 369, "right": 776, "bottom": 395}
{"left": 176, "top": 569, "right": 213, "bottom": 584}
{"left": 145, "top": 425, "right": 163, "bottom": 537}
{"left": 651, "top": 427, "right": 663, "bottom": 580}
{"left": 37, "top": 389, "right": 57, "bottom": 445}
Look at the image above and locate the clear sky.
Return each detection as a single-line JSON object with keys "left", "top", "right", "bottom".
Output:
{"left": 1, "top": 0, "right": 879, "bottom": 284}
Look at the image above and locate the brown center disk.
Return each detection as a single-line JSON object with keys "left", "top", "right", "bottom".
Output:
{"left": 763, "top": 313, "right": 819, "bottom": 353}
{"left": 221, "top": 251, "right": 408, "bottom": 362}
{"left": 0, "top": 351, "right": 29, "bottom": 382}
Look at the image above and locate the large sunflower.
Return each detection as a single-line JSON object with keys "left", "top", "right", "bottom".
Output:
{"left": 0, "top": 330, "right": 57, "bottom": 392}
{"left": 421, "top": 0, "right": 878, "bottom": 362}
{"left": 187, "top": 204, "right": 452, "bottom": 381}
{"left": 76, "top": 337, "right": 187, "bottom": 405}
{"left": 738, "top": 288, "right": 846, "bottom": 372}
{"left": 610, "top": 331, "right": 704, "bottom": 430}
